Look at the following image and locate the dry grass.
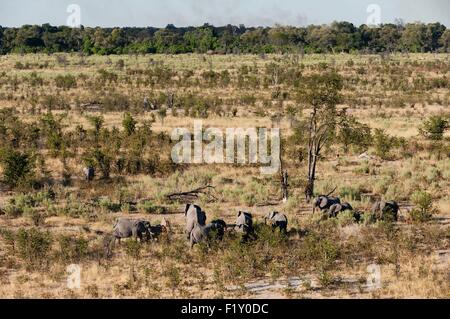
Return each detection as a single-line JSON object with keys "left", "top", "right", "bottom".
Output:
{"left": 0, "top": 53, "right": 448, "bottom": 299}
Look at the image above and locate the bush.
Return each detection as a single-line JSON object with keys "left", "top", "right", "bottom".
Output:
{"left": 372, "top": 129, "right": 398, "bottom": 160}
{"left": 337, "top": 211, "right": 356, "bottom": 226}
{"left": 137, "top": 201, "right": 167, "bottom": 214}
{"left": 98, "top": 197, "right": 121, "bottom": 212}
{"left": 124, "top": 240, "right": 142, "bottom": 260}
{"left": 122, "top": 112, "right": 137, "bottom": 136}
{"left": 57, "top": 235, "right": 89, "bottom": 262}
{"left": 419, "top": 115, "right": 448, "bottom": 140}
{"left": 361, "top": 211, "right": 376, "bottom": 225}
{"left": 26, "top": 208, "right": 45, "bottom": 226}
{"left": 54, "top": 74, "right": 77, "bottom": 89}
{"left": 410, "top": 191, "right": 434, "bottom": 222}
{"left": 16, "top": 228, "right": 52, "bottom": 269}
{"left": 0, "top": 149, "right": 35, "bottom": 188}
{"left": 339, "top": 186, "right": 362, "bottom": 201}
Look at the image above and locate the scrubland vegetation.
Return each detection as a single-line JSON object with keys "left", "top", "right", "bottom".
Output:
{"left": 0, "top": 52, "right": 448, "bottom": 298}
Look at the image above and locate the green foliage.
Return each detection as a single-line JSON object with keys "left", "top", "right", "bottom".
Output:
{"left": 137, "top": 201, "right": 167, "bottom": 214}
{"left": 163, "top": 264, "right": 182, "bottom": 291}
{"left": 339, "top": 186, "right": 362, "bottom": 201}
{"left": 124, "top": 240, "right": 142, "bottom": 260}
{"left": 54, "top": 74, "right": 77, "bottom": 90}
{"left": 15, "top": 228, "right": 52, "bottom": 269}
{"left": 338, "top": 117, "right": 372, "bottom": 153}
{"left": 122, "top": 112, "right": 137, "bottom": 136}
{"left": 57, "top": 235, "right": 89, "bottom": 262}
{"left": 410, "top": 191, "right": 434, "bottom": 222}
{"left": 419, "top": 115, "right": 449, "bottom": 141}
{"left": 1, "top": 22, "right": 448, "bottom": 54}
{"left": 0, "top": 149, "right": 35, "bottom": 188}
{"left": 372, "top": 129, "right": 398, "bottom": 160}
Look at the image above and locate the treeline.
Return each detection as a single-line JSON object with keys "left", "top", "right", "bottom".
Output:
{"left": 0, "top": 21, "right": 449, "bottom": 55}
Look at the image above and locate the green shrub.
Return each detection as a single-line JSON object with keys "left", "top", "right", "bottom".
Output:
{"left": 98, "top": 197, "right": 121, "bottom": 212}
{"left": 122, "top": 112, "right": 136, "bottom": 136}
{"left": 419, "top": 115, "right": 448, "bottom": 141}
{"left": 339, "top": 186, "right": 361, "bottom": 201}
{"left": 372, "top": 129, "right": 398, "bottom": 160}
{"left": 361, "top": 211, "right": 376, "bottom": 225}
{"left": 410, "top": 191, "right": 434, "bottom": 222}
{"left": 337, "top": 211, "right": 356, "bottom": 226}
{"left": 0, "top": 149, "right": 36, "bottom": 188}
{"left": 124, "top": 240, "right": 142, "bottom": 260}
{"left": 57, "top": 235, "right": 89, "bottom": 262}
{"left": 137, "top": 201, "right": 167, "bottom": 214}
{"left": 25, "top": 208, "right": 45, "bottom": 226}
{"left": 163, "top": 264, "right": 181, "bottom": 292}
{"left": 16, "top": 228, "right": 52, "bottom": 268}
{"left": 54, "top": 74, "right": 77, "bottom": 89}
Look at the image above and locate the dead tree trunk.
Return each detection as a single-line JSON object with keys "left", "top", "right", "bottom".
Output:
{"left": 281, "top": 170, "right": 289, "bottom": 202}
{"left": 305, "top": 107, "right": 317, "bottom": 202}
{"left": 279, "top": 135, "right": 289, "bottom": 203}
{"left": 305, "top": 106, "right": 326, "bottom": 202}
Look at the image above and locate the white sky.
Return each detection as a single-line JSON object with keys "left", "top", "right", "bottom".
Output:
{"left": 0, "top": 0, "right": 448, "bottom": 27}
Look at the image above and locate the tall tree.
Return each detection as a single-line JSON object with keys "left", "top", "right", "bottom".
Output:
{"left": 300, "top": 72, "right": 343, "bottom": 201}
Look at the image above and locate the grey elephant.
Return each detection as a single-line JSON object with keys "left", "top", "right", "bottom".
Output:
{"left": 112, "top": 218, "right": 153, "bottom": 243}
{"left": 372, "top": 200, "right": 399, "bottom": 221}
{"left": 313, "top": 195, "right": 341, "bottom": 214}
{"left": 235, "top": 211, "right": 253, "bottom": 235}
{"left": 185, "top": 204, "right": 207, "bottom": 240}
{"left": 264, "top": 211, "right": 288, "bottom": 233}
{"left": 210, "top": 219, "right": 227, "bottom": 240}
{"left": 189, "top": 219, "right": 226, "bottom": 248}
{"left": 83, "top": 167, "right": 95, "bottom": 181}
{"left": 327, "top": 202, "right": 353, "bottom": 218}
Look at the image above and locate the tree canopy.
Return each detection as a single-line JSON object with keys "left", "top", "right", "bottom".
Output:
{"left": 0, "top": 22, "right": 448, "bottom": 55}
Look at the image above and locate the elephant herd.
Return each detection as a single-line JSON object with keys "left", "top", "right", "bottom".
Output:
{"left": 313, "top": 194, "right": 400, "bottom": 222}
{"left": 103, "top": 196, "right": 399, "bottom": 257}
{"left": 184, "top": 204, "right": 288, "bottom": 247}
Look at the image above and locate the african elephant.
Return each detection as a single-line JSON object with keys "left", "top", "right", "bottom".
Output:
{"left": 185, "top": 204, "right": 207, "bottom": 240}
{"left": 210, "top": 219, "right": 227, "bottom": 240}
{"left": 264, "top": 211, "right": 288, "bottom": 233}
{"left": 327, "top": 202, "right": 353, "bottom": 218}
{"left": 189, "top": 220, "right": 226, "bottom": 248}
{"left": 112, "top": 218, "right": 153, "bottom": 243}
{"left": 150, "top": 217, "right": 171, "bottom": 239}
{"left": 371, "top": 200, "right": 399, "bottom": 221}
{"left": 313, "top": 195, "right": 341, "bottom": 214}
{"left": 235, "top": 211, "right": 253, "bottom": 235}
{"left": 83, "top": 167, "right": 95, "bottom": 181}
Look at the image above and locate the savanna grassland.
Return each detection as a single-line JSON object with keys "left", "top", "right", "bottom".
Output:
{"left": 0, "top": 52, "right": 449, "bottom": 298}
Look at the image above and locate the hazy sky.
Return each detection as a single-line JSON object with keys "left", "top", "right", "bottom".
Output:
{"left": 0, "top": 0, "right": 449, "bottom": 27}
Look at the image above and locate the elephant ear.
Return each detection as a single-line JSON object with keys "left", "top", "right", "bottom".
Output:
{"left": 319, "top": 197, "right": 328, "bottom": 208}
{"left": 184, "top": 204, "right": 191, "bottom": 215}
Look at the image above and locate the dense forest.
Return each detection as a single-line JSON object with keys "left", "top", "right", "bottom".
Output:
{"left": 0, "top": 21, "right": 449, "bottom": 55}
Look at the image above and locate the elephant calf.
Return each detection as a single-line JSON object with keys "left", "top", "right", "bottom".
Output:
{"left": 235, "top": 211, "right": 253, "bottom": 235}
{"left": 372, "top": 200, "right": 399, "bottom": 221}
{"left": 313, "top": 195, "right": 341, "bottom": 214}
{"left": 112, "top": 218, "right": 153, "bottom": 243}
{"left": 264, "top": 211, "right": 288, "bottom": 233}
{"left": 185, "top": 204, "right": 207, "bottom": 240}
{"left": 189, "top": 219, "right": 226, "bottom": 248}
{"left": 327, "top": 202, "right": 353, "bottom": 218}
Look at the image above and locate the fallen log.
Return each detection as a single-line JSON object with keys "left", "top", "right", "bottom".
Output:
{"left": 165, "top": 185, "right": 217, "bottom": 202}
